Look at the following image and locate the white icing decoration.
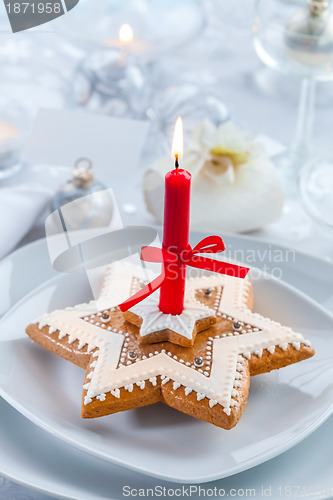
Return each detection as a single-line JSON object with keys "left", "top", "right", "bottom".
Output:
{"left": 129, "top": 286, "right": 215, "bottom": 341}
{"left": 35, "top": 261, "right": 312, "bottom": 413}
{"left": 111, "top": 388, "right": 120, "bottom": 398}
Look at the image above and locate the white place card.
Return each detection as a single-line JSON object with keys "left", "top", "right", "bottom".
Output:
{"left": 26, "top": 108, "right": 149, "bottom": 183}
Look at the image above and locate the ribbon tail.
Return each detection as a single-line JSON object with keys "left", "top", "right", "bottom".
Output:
{"left": 118, "top": 273, "right": 165, "bottom": 312}
{"left": 187, "top": 256, "right": 249, "bottom": 279}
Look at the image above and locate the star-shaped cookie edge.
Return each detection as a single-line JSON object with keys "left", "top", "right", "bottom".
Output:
{"left": 26, "top": 261, "right": 315, "bottom": 429}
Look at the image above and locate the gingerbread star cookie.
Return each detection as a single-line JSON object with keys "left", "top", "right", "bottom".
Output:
{"left": 26, "top": 261, "right": 315, "bottom": 429}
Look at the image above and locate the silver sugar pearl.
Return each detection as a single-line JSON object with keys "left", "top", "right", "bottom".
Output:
{"left": 101, "top": 312, "right": 110, "bottom": 323}
{"left": 128, "top": 351, "right": 137, "bottom": 360}
{"left": 194, "top": 356, "right": 204, "bottom": 367}
{"left": 233, "top": 322, "right": 242, "bottom": 331}
{"left": 204, "top": 288, "right": 212, "bottom": 296}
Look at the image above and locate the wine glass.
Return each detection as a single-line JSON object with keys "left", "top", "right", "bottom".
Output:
{"left": 253, "top": 0, "right": 333, "bottom": 188}
{"left": 253, "top": 0, "right": 333, "bottom": 227}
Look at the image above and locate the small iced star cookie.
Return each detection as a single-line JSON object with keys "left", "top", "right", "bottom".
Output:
{"left": 123, "top": 277, "right": 217, "bottom": 347}
{"left": 26, "top": 262, "right": 315, "bottom": 429}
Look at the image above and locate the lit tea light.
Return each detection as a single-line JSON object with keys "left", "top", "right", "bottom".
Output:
{"left": 0, "top": 120, "right": 20, "bottom": 160}
{"left": 0, "top": 119, "right": 21, "bottom": 176}
{"left": 119, "top": 24, "right": 134, "bottom": 45}
{"left": 0, "top": 120, "right": 19, "bottom": 141}
{"left": 105, "top": 23, "right": 148, "bottom": 55}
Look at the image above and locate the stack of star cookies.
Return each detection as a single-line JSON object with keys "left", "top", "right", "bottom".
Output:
{"left": 26, "top": 262, "right": 314, "bottom": 429}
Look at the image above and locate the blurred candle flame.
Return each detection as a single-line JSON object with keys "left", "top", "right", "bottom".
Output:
{"left": 172, "top": 116, "right": 183, "bottom": 162}
{"left": 119, "top": 24, "right": 134, "bottom": 44}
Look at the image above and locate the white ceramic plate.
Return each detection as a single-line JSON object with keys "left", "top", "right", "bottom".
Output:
{"left": 1, "top": 394, "right": 333, "bottom": 500}
{"left": 0, "top": 233, "right": 332, "bottom": 484}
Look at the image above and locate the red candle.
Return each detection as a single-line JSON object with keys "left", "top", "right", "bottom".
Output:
{"left": 159, "top": 117, "right": 191, "bottom": 315}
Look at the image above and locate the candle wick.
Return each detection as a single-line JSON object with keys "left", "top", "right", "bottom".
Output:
{"left": 175, "top": 153, "right": 179, "bottom": 171}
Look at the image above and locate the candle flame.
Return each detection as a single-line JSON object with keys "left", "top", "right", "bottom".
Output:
{"left": 119, "top": 24, "right": 134, "bottom": 44}
{"left": 172, "top": 116, "right": 183, "bottom": 162}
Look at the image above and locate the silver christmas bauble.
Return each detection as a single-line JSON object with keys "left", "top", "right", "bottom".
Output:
{"left": 52, "top": 158, "right": 113, "bottom": 231}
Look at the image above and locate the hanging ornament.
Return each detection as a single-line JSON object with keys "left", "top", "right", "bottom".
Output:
{"left": 51, "top": 158, "right": 113, "bottom": 231}
{"left": 285, "top": 0, "right": 333, "bottom": 67}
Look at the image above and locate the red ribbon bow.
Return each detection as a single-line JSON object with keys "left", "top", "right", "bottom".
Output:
{"left": 119, "top": 236, "right": 249, "bottom": 312}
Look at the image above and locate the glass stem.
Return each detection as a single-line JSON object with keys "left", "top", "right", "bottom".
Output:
{"left": 291, "top": 78, "right": 316, "bottom": 173}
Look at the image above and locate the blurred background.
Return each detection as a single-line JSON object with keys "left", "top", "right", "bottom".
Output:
{"left": 0, "top": 0, "right": 333, "bottom": 260}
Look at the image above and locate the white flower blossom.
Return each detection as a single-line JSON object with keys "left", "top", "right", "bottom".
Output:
{"left": 144, "top": 120, "right": 284, "bottom": 233}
